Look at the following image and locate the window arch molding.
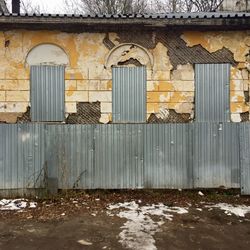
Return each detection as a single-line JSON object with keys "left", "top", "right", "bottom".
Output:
{"left": 26, "top": 43, "right": 70, "bottom": 66}
{"left": 105, "top": 43, "right": 154, "bottom": 69}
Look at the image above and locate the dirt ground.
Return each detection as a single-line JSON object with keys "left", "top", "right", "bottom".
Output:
{"left": 0, "top": 190, "right": 250, "bottom": 250}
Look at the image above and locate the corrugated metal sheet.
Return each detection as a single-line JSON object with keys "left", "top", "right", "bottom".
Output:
{"left": 46, "top": 125, "right": 94, "bottom": 189}
{"left": 94, "top": 125, "right": 144, "bottom": 188}
{"left": 46, "top": 125, "right": 143, "bottom": 189}
{"left": 144, "top": 124, "right": 193, "bottom": 189}
{"left": 0, "top": 123, "right": 248, "bottom": 195}
{"left": 0, "top": 124, "right": 45, "bottom": 191}
{"left": 112, "top": 67, "right": 146, "bottom": 123}
{"left": 195, "top": 64, "right": 230, "bottom": 122}
{"left": 240, "top": 124, "right": 250, "bottom": 195}
{"left": 31, "top": 65, "right": 65, "bottom": 122}
{"left": 193, "top": 123, "right": 240, "bottom": 188}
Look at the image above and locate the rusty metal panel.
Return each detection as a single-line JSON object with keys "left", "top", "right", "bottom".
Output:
{"left": 0, "top": 124, "right": 46, "bottom": 191}
{"left": 195, "top": 64, "right": 230, "bottom": 122}
{"left": 193, "top": 123, "right": 240, "bottom": 188}
{"left": 112, "top": 66, "right": 146, "bottom": 123}
{"left": 144, "top": 124, "right": 193, "bottom": 189}
{"left": 31, "top": 65, "right": 65, "bottom": 122}
{"left": 240, "top": 124, "right": 250, "bottom": 195}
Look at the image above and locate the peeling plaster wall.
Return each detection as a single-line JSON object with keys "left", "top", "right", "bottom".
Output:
{"left": 0, "top": 29, "right": 249, "bottom": 124}
{"left": 182, "top": 31, "right": 250, "bottom": 122}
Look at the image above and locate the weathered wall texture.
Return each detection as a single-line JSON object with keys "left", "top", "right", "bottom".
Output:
{"left": 0, "top": 29, "right": 249, "bottom": 123}
{"left": 182, "top": 31, "right": 250, "bottom": 122}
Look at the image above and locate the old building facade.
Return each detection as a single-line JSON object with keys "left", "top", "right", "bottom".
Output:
{"left": 0, "top": 13, "right": 249, "bottom": 125}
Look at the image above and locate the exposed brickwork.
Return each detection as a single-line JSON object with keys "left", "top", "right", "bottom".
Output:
{"left": 240, "top": 112, "right": 249, "bottom": 122}
{"left": 156, "top": 32, "right": 236, "bottom": 69}
{"left": 117, "top": 31, "right": 156, "bottom": 49}
{"left": 66, "top": 102, "right": 101, "bottom": 124}
{"left": 244, "top": 91, "right": 249, "bottom": 103}
{"left": 147, "top": 110, "right": 191, "bottom": 123}
{"left": 17, "top": 106, "right": 31, "bottom": 123}
{"left": 118, "top": 58, "right": 142, "bottom": 66}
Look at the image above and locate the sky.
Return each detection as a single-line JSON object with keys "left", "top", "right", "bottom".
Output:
{"left": 6, "top": 0, "right": 69, "bottom": 14}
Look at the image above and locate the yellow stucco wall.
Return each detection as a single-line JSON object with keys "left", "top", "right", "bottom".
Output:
{"left": 0, "top": 29, "right": 249, "bottom": 123}
{"left": 182, "top": 31, "right": 250, "bottom": 122}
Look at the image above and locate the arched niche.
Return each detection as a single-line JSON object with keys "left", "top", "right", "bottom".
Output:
{"left": 26, "top": 44, "right": 69, "bottom": 66}
{"left": 105, "top": 43, "right": 153, "bottom": 69}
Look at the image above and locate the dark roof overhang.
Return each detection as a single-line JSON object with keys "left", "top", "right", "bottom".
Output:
{"left": 0, "top": 12, "right": 249, "bottom": 32}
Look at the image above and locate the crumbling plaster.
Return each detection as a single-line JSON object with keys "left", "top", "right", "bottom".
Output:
{"left": 0, "top": 29, "right": 249, "bottom": 123}
{"left": 182, "top": 31, "right": 250, "bottom": 122}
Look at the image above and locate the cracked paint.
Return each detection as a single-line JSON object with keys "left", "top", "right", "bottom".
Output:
{"left": 0, "top": 29, "right": 249, "bottom": 123}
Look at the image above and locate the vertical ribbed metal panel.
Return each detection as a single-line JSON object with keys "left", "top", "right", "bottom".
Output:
{"left": 195, "top": 64, "right": 230, "bottom": 122}
{"left": 144, "top": 124, "right": 193, "bottom": 189}
{"left": 47, "top": 125, "right": 143, "bottom": 189}
{"left": 193, "top": 123, "right": 240, "bottom": 188}
{"left": 31, "top": 65, "right": 65, "bottom": 122}
{"left": 94, "top": 125, "right": 143, "bottom": 188}
{"left": 0, "top": 124, "right": 45, "bottom": 191}
{"left": 240, "top": 124, "right": 250, "bottom": 195}
{"left": 112, "top": 67, "right": 146, "bottom": 123}
{"left": 0, "top": 123, "right": 246, "bottom": 194}
{"left": 46, "top": 125, "right": 94, "bottom": 189}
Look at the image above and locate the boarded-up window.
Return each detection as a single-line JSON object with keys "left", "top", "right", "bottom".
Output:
{"left": 31, "top": 65, "right": 65, "bottom": 122}
{"left": 195, "top": 64, "right": 230, "bottom": 122}
{"left": 112, "top": 66, "right": 146, "bottom": 123}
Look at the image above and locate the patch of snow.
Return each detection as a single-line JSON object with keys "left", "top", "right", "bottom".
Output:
{"left": 107, "top": 201, "right": 188, "bottom": 250}
{"left": 0, "top": 199, "right": 27, "bottom": 211}
{"left": 29, "top": 202, "right": 37, "bottom": 208}
{"left": 0, "top": 199, "right": 38, "bottom": 211}
{"left": 206, "top": 203, "right": 250, "bottom": 217}
{"left": 198, "top": 191, "right": 204, "bottom": 196}
{"left": 196, "top": 208, "right": 202, "bottom": 212}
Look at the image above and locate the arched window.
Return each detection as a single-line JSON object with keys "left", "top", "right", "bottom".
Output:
{"left": 106, "top": 44, "right": 153, "bottom": 123}
{"left": 26, "top": 44, "right": 69, "bottom": 66}
{"left": 27, "top": 44, "right": 69, "bottom": 122}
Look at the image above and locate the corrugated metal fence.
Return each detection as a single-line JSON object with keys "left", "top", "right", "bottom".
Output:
{"left": 0, "top": 123, "right": 249, "bottom": 196}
